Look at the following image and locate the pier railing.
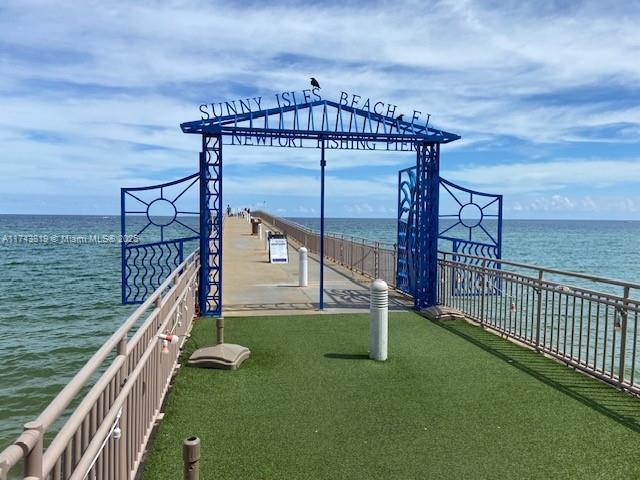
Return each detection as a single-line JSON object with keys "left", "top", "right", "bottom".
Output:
{"left": 255, "top": 211, "right": 640, "bottom": 394}
{"left": 0, "top": 250, "right": 199, "bottom": 480}
{"left": 438, "top": 251, "right": 640, "bottom": 395}
{"left": 254, "top": 211, "right": 397, "bottom": 287}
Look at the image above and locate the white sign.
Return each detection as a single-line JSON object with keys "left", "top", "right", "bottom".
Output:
{"left": 269, "top": 236, "right": 289, "bottom": 264}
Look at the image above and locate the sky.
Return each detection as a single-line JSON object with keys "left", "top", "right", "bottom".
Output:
{"left": 1, "top": 0, "right": 640, "bottom": 219}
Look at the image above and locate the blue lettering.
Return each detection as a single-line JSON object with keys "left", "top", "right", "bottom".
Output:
{"left": 211, "top": 102, "right": 223, "bottom": 117}
{"left": 386, "top": 104, "right": 397, "bottom": 118}
{"left": 225, "top": 101, "right": 237, "bottom": 115}
{"left": 199, "top": 104, "right": 210, "bottom": 120}
{"left": 239, "top": 98, "right": 252, "bottom": 113}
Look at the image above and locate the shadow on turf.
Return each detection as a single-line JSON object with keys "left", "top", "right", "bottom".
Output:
{"left": 324, "top": 353, "right": 370, "bottom": 360}
{"left": 432, "top": 320, "right": 640, "bottom": 434}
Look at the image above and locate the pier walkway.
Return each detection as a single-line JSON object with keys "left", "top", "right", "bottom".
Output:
{"left": 144, "top": 313, "right": 640, "bottom": 480}
{"left": 222, "top": 216, "right": 411, "bottom": 315}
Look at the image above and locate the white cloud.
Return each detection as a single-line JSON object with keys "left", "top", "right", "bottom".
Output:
{"left": 445, "top": 159, "right": 640, "bottom": 194}
{"left": 1, "top": 0, "right": 640, "bottom": 217}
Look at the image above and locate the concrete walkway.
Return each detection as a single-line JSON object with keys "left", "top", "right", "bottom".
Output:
{"left": 222, "top": 217, "right": 412, "bottom": 316}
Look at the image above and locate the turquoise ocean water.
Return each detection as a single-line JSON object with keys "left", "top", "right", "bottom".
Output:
{"left": 1, "top": 215, "right": 640, "bottom": 449}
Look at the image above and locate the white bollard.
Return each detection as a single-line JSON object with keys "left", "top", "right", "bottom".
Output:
{"left": 258, "top": 224, "right": 263, "bottom": 241}
{"left": 369, "top": 279, "right": 388, "bottom": 361}
{"left": 299, "top": 247, "right": 308, "bottom": 287}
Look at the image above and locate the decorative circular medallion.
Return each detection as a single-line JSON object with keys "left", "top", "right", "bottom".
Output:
{"left": 147, "top": 198, "right": 177, "bottom": 226}
{"left": 458, "top": 203, "right": 483, "bottom": 228}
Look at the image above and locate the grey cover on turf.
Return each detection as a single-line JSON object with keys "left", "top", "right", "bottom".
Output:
{"left": 420, "top": 305, "right": 466, "bottom": 322}
{"left": 188, "top": 344, "right": 251, "bottom": 370}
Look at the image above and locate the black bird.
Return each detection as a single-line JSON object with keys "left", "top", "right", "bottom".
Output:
{"left": 396, "top": 113, "right": 404, "bottom": 122}
{"left": 310, "top": 77, "right": 321, "bottom": 89}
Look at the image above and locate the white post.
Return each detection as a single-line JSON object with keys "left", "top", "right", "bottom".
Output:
{"left": 265, "top": 230, "right": 270, "bottom": 249}
{"left": 258, "top": 223, "right": 263, "bottom": 241}
{"left": 299, "top": 247, "right": 308, "bottom": 287}
{"left": 369, "top": 279, "right": 388, "bottom": 361}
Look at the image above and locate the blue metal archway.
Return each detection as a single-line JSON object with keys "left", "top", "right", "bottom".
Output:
{"left": 122, "top": 94, "right": 465, "bottom": 315}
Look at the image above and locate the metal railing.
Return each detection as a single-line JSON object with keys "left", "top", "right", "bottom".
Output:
{"left": 438, "top": 251, "right": 640, "bottom": 395}
{"left": 0, "top": 250, "right": 200, "bottom": 480}
{"left": 254, "top": 211, "right": 397, "bottom": 287}
{"left": 255, "top": 211, "right": 640, "bottom": 395}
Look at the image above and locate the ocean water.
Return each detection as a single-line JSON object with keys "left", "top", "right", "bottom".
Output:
{"left": 290, "top": 217, "right": 640, "bottom": 287}
{"left": 1, "top": 215, "right": 640, "bottom": 450}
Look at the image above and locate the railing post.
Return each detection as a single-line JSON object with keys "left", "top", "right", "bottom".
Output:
{"left": 535, "top": 270, "right": 544, "bottom": 350}
{"left": 23, "top": 422, "right": 43, "bottom": 480}
{"left": 393, "top": 244, "right": 397, "bottom": 285}
{"left": 374, "top": 242, "right": 380, "bottom": 278}
{"left": 480, "top": 259, "right": 487, "bottom": 324}
{"left": 154, "top": 296, "right": 163, "bottom": 417}
{"left": 618, "top": 286, "right": 630, "bottom": 387}
{"left": 117, "top": 337, "right": 128, "bottom": 480}
{"left": 350, "top": 238, "right": 354, "bottom": 271}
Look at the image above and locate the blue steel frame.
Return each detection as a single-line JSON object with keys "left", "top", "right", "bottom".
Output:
{"left": 121, "top": 173, "right": 200, "bottom": 304}
{"left": 199, "top": 135, "right": 223, "bottom": 316}
{"left": 319, "top": 138, "right": 326, "bottom": 310}
{"left": 182, "top": 99, "right": 460, "bottom": 147}
{"left": 179, "top": 97, "right": 462, "bottom": 314}
{"left": 414, "top": 143, "right": 440, "bottom": 309}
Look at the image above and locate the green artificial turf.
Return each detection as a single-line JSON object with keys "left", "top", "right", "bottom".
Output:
{"left": 142, "top": 313, "right": 640, "bottom": 479}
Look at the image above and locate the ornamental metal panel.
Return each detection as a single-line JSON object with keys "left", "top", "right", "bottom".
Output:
{"left": 397, "top": 167, "right": 417, "bottom": 296}
{"left": 396, "top": 169, "right": 503, "bottom": 300}
{"left": 439, "top": 177, "right": 502, "bottom": 259}
{"left": 121, "top": 173, "right": 200, "bottom": 304}
{"left": 438, "top": 178, "right": 503, "bottom": 298}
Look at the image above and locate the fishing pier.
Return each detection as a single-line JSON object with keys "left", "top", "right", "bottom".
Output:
{"left": 1, "top": 92, "right": 639, "bottom": 479}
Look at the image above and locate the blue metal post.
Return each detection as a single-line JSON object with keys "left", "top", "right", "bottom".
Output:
{"left": 414, "top": 142, "right": 440, "bottom": 309}
{"left": 319, "top": 139, "right": 326, "bottom": 310}
{"left": 199, "top": 134, "right": 223, "bottom": 316}
{"left": 198, "top": 147, "right": 207, "bottom": 314}
{"left": 120, "top": 188, "right": 126, "bottom": 304}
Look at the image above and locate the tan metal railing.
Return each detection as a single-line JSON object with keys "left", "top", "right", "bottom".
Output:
{"left": 0, "top": 250, "right": 200, "bottom": 480}
{"left": 255, "top": 211, "right": 640, "bottom": 395}
{"left": 438, "top": 251, "right": 640, "bottom": 395}
{"left": 254, "top": 211, "right": 397, "bottom": 287}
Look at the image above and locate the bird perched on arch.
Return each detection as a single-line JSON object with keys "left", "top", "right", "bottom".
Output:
{"left": 310, "top": 77, "right": 321, "bottom": 89}
{"left": 396, "top": 113, "right": 404, "bottom": 122}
